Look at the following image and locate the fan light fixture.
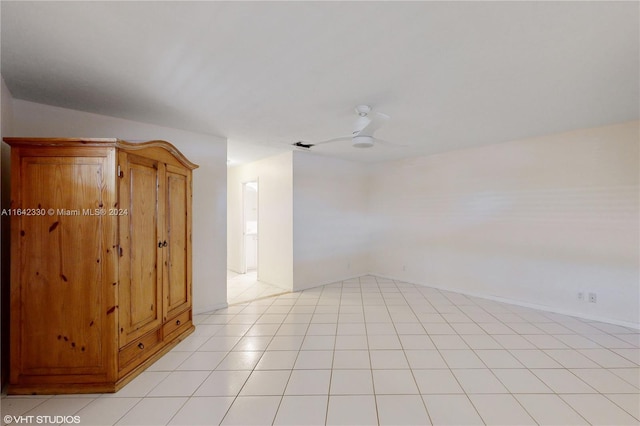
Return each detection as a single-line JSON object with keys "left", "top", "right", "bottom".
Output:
{"left": 291, "top": 105, "right": 401, "bottom": 150}
{"left": 352, "top": 135, "right": 374, "bottom": 148}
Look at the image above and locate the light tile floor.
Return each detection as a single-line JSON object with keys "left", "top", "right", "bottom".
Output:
{"left": 227, "top": 270, "right": 287, "bottom": 305}
{"left": 2, "top": 276, "right": 639, "bottom": 425}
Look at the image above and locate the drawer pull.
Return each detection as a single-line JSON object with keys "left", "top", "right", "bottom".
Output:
{"left": 176, "top": 319, "right": 181, "bottom": 326}
{"left": 138, "top": 343, "right": 145, "bottom": 350}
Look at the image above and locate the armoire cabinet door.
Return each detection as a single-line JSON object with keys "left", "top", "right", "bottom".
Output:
{"left": 10, "top": 147, "right": 117, "bottom": 380}
{"left": 118, "top": 153, "right": 164, "bottom": 347}
{"left": 164, "top": 164, "right": 191, "bottom": 319}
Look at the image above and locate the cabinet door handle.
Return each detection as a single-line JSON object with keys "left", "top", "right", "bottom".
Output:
{"left": 138, "top": 343, "right": 145, "bottom": 350}
{"left": 176, "top": 319, "right": 181, "bottom": 326}
{"left": 162, "top": 240, "right": 168, "bottom": 247}
{"left": 158, "top": 241, "right": 163, "bottom": 248}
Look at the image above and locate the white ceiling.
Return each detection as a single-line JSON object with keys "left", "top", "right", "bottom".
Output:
{"left": 2, "top": 2, "right": 638, "bottom": 164}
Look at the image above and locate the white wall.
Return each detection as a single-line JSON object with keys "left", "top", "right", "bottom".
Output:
{"left": 1, "top": 77, "right": 13, "bottom": 207}
{"left": 1, "top": 78, "right": 14, "bottom": 137}
{"left": 1, "top": 76, "right": 15, "bottom": 386}
{"left": 9, "top": 99, "right": 228, "bottom": 313}
{"left": 292, "top": 151, "right": 370, "bottom": 291}
{"left": 227, "top": 152, "right": 293, "bottom": 291}
{"left": 369, "top": 121, "right": 639, "bottom": 327}
{"left": 1, "top": 78, "right": 14, "bottom": 225}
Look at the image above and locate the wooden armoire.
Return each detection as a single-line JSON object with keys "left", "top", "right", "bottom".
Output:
{"left": 5, "top": 138, "right": 198, "bottom": 394}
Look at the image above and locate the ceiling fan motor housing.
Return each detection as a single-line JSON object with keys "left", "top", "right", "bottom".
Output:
{"left": 352, "top": 135, "right": 374, "bottom": 148}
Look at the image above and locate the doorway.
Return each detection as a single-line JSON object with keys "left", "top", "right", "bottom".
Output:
{"left": 241, "top": 180, "right": 258, "bottom": 274}
{"left": 227, "top": 179, "right": 287, "bottom": 305}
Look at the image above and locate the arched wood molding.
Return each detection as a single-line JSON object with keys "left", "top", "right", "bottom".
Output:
{"left": 116, "top": 140, "right": 199, "bottom": 170}
{"left": 4, "top": 138, "right": 199, "bottom": 170}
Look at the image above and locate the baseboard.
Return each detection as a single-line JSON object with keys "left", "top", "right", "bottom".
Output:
{"left": 194, "top": 302, "right": 228, "bottom": 315}
{"left": 372, "top": 273, "right": 640, "bottom": 331}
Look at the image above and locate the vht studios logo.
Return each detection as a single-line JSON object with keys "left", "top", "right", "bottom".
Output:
{"left": 4, "top": 415, "right": 81, "bottom": 424}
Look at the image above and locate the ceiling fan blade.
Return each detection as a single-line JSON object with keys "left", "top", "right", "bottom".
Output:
{"left": 312, "top": 136, "right": 352, "bottom": 146}
{"left": 357, "top": 112, "right": 390, "bottom": 137}
{"left": 291, "top": 136, "right": 352, "bottom": 149}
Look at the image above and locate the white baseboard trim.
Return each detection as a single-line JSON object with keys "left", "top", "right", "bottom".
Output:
{"left": 372, "top": 273, "right": 640, "bottom": 330}
{"left": 194, "top": 302, "right": 228, "bottom": 315}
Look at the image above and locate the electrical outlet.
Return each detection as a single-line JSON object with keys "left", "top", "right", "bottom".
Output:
{"left": 577, "top": 292, "right": 585, "bottom": 301}
{"left": 588, "top": 293, "right": 597, "bottom": 303}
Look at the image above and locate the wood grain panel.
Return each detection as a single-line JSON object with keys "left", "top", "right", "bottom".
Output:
{"left": 118, "top": 154, "right": 162, "bottom": 346}
{"left": 165, "top": 165, "right": 189, "bottom": 317}
{"left": 15, "top": 154, "right": 111, "bottom": 375}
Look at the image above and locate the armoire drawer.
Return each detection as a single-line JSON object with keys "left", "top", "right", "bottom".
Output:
{"left": 119, "top": 329, "right": 162, "bottom": 368}
{"left": 163, "top": 310, "right": 191, "bottom": 339}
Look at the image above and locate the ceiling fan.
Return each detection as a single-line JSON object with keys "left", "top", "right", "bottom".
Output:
{"left": 293, "top": 105, "right": 402, "bottom": 150}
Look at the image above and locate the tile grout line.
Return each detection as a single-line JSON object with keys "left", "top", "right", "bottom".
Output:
{"left": 393, "top": 277, "right": 481, "bottom": 425}
{"left": 270, "top": 285, "right": 320, "bottom": 425}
